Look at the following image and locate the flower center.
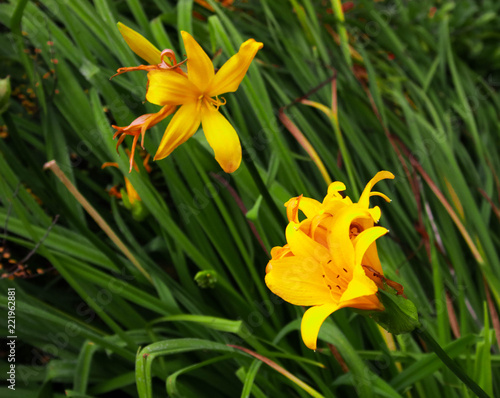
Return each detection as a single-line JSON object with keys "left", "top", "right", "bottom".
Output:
{"left": 349, "top": 222, "right": 363, "bottom": 240}
{"left": 200, "top": 95, "right": 226, "bottom": 111}
{"left": 321, "top": 259, "right": 350, "bottom": 301}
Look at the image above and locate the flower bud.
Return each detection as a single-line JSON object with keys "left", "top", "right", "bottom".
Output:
{"left": 0, "top": 76, "right": 11, "bottom": 115}
{"left": 194, "top": 270, "right": 218, "bottom": 289}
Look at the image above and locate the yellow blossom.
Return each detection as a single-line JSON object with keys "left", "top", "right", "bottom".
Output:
{"left": 114, "top": 23, "right": 263, "bottom": 173}
{"left": 265, "top": 171, "right": 395, "bottom": 350}
{"left": 110, "top": 23, "right": 185, "bottom": 172}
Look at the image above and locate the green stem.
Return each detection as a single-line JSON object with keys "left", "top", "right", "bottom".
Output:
{"left": 413, "top": 326, "right": 490, "bottom": 398}
{"left": 330, "top": 0, "right": 352, "bottom": 68}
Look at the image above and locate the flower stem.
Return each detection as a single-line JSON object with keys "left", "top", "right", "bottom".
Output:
{"left": 330, "top": 0, "right": 352, "bottom": 68}
{"left": 413, "top": 326, "right": 490, "bottom": 398}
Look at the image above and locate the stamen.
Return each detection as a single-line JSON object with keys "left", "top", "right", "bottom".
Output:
{"left": 110, "top": 50, "right": 188, "bottom": 80}
{"left": 129, "top": 134, "right": 140, "bottom": 173}
{"left": 111, "top": 64, "right": 159, "bottom": 79}
{"left": 204, "top": 95, "right": 227, "bottom": 111}
{"left": 349, "top": 222, "right": 363, "bottom": 239}
{"left": 369, "top": 191, "right": 392, "bottom": 203}
{"left": 321, "top": 261, "right": 348, "bottom": 299}
{"left": 102, "top": 162, "right": 119, "bottom": 170}
{"left": 112, "top": 130, "right": 121, "bottom": 140}
{"left": 115, "top": 134, "right": 126, "bottom": 153}
{"left": 143, "top": 154, "right": 152, "bottom": 174}
{"left": 160, "top": 49, "right": 178, "bottom": 66}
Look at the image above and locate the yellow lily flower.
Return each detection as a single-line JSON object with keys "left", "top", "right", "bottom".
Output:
{"left": 114, "top": 23, "right": 263, "bottom": 173}
{"left": 265, "top": 171, "right": 394, "bottom": 350}
{"left": 145, "top": 31, "right": 263, "bottom": 173}
{"left": 112, "top": 23, "right": 185, "bottom": 172}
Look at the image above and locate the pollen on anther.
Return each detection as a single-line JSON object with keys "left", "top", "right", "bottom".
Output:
{"left": 336, "top": 274, "right": 339, "bottom": 278}
{"left": 328, "top": 285, "right": 332, "bottom": 290}
{"left": 343, "top": 268, "right": 347, "bottom": 273}
{"left": 336, "top": 285, "right": 341, "bottom": 290}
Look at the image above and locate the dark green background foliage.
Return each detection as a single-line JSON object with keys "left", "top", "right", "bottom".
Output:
{"left": 0, "top": 0, "right": 499, "bottom": 397}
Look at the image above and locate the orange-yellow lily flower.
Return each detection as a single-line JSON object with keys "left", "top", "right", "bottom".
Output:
{"left": 265, "top": 171, "right": 394, "bottom": 350}
{"left": 145, "top": 31, "right": 263, "bottom": 173}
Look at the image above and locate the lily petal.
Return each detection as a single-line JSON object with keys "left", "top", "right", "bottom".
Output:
{"left": 353, "top": 226, "right": 388, "bottom": 265}
{"left": 140, "top": 105, "right": 176, "bottom": 147}
{"left": 117, "top": 22, "right": 161, "bottom": 65}
{"left": 265, "top": 256, "right": 332, "bottom": 306}
{"left": 339, "top": 272, "right": 378, "bottom": 304}
{"left": 286, "top": 222, "right": 330, "bottom": 262}
{"left": 310, "top": 214, "right": 331, "bottom": 247}
{"left": 154, "top": 101, "right": 202, "bottom": 160}
{"left": 361, "top": 241, "right": 384, "bottom": 275}
{"left": 124, "top": 178, "right": 140, "bottom": 205}
{"left": 146, "top": 70, "right": 201, "bottom": 106}
{"left": 301, "top": 303, "right": 339, "bottom": 350}
{"left": 207, "top": 39, "right": 263, "bottom": 97}
{"left": 358, "top": 171, "right": 395, "bottom": 208}
{"left": 322, "top": 200, "right": 349, "bottom": 217}
{"left": 327, "top": 207, "right": 370, "bottom": 275}
{"left": 181, "top": 31, "right": 215, "bottom": 92}
{"left": 200, "top": 103, "right": 241, "bottom": 173}
{"left": 326, "top": 181, "right": 346, "bottom": 198}
{"left": 339, "top": 294, "right": 383, "bottom": 311}
{"left": 354, "top": 226, "right": 387, "bottom": 276}
{"left": 298, "top": 197, "right": 323, "bottom": 219}
{"left": 284, "top": 196, "right": 302, "bottom": 223}
{"left": 340, "top": 227, "right": 388, "bottom": 304}
{"left": 269, "top": 245, "right": 292, "bottom": 261}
